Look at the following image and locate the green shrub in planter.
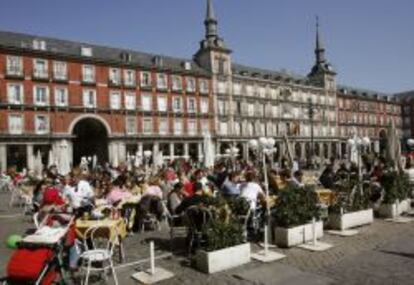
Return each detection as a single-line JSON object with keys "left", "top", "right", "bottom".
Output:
{"left": 272, "top": 186, "right": 320, "bottom": 228}
{"left": 329, "top": 175, "right": 371, "bottom": 214}
{"left": 381, "top": 170, "right": 410, "bottom": 204}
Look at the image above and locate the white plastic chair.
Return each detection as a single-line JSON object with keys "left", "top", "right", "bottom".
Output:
{"left": 80, "top": 225, "right": 119, "bottom": 285}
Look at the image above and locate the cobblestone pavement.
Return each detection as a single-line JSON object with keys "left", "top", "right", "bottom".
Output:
{"left": 1, "top": 190, "right": 414, "bottom": 284}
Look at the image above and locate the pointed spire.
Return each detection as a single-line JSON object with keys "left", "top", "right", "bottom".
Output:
{"left": 206, "top": 0, "right": 216, "bottom": 21}
{"left": 205, "top": 0, "right": 218, "bottom": 38}
{"left": 315, "top": 16, "right": 326, "bottom": 64}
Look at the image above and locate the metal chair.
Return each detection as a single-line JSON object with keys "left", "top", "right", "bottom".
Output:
{"left": 79, "top": 225, "right": 119, "bottom": 285}
{"left": 184, "top": 206, "right": 212, "bottom": 256}
{"left": 161, "top": 201, "right": 186, "bottom": 251}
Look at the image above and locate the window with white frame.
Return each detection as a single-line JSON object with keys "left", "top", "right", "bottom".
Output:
{"left": 7, "top": 56, "right": 23, "bottom": 77}
{"left": 201, "top": 119, "right": 209, "bottom": 134}
{"left": 110, "top": 91, "right": 121, "bottom": 109}
{"left": 234, "top": 122, "right": 241, "bottom": 135}
{"left": 246, "top": 85, "right": 253, "bottom": 96}
{"left": 8, "top": 114, "right": 23, "bottom": 134}
{"left": 259, "top": 87, "right": 266, "bottom": 98}
{"left": 159, "top": 119, "right": 168, "bottom": 135}
{"left": 187, "top": 97, "right": 196, "bottom": 113}
{"left": 55, "top": 87, "right": 68, "bottom": 106}
{"left": 140, "top": 71, "right": 152, "bottom": 87}
{"left": 82, "top": 89, "right": 96, "bottom": 108}
{"left": 109, "top": 68, "right": 121, "bottom": 85}
{"left": 141, "top": 94, "right": 152, "bottom": 111}
{"left": 124, "top": 69, "right": 136, "bottom": 86}
{"left": 124, "top": 92, "right": 136, "bottom": 110}
{"left": 33, "top": 58, "right": 48, "bottom": 78}
{"left": 218, "top": 100, "right": 226, "bottom": 115}
{"left": 247, "top": 103, "right": 254, "bottom": 116}
{"left": 33, "top": 39, "right": 46, "bottom": 50}
{"left": 217, "top": 81, "right": 226, "bottom": 94}
{"left": 82, "top": 65, "right": 95, "bottom": 83}
{"left": 143, "top": 118, "right": 152, "bottom": 134}
{"left": 33, "top": 86, "right": 49, "bottom": 106}
{"left": 125, "top": 117, "right": 137, "bottom": 134}
{"left": 186, "top": 77, "right": 196, "bottom": 93}
{"left": 53, "top": 61, "right": 67, "bottom": 80}
{"left": 171, "top": 75, "right": 182, "bottom": 91}
{"left": 156, "top": 73, "right": 168, "bottom": 89}
{"left": 200, "top": 98, "right": 208, "bottom": 113}
{"left": 157, "top": 96, "right": 167, "bottom": 112}
{"left": 35, "top": 115, "right": 49, "bottom": 134}
{"left": 219, "top": 121, "right": 228, "bottom": 135}
{"left": 199, "top": 79, "right": 209, "bottom": 94}
{"left": 172, "top": 97, "right": 182, "bottom": 113}
{"left": 188, "top": 119, "right": 197, "bottom": 135}
{"left": 233, "top": 82, "right": 241, "bottom": 95}
{"left": 7, "top": 83, "right": 23, "bottom": 104}
{"left": 174, "top": 119, "right": 183, "bottom": 135}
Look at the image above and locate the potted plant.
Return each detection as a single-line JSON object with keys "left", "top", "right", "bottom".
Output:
{"left": 328, "top": 175, "right": 373, "bottom": 230}
{"left": 271, "top": 186, "right": 323, "bottom": 248}
{"left": 194, "top": 198, "right": 251, "bottom": 274}
{"left": 378, "top": 170, "right": 411, "bottom": 218}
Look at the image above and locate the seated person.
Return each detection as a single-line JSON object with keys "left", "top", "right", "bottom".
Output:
{"left": 106, "top": 175, "right": 133, "bottom": 205}
{"left": 221, "top": 172, "right": 240, "bottom": 197}
{"left": 167, "top": 182, "right": 184, "bottom": 214}
{"left": 143, "top": 177, "right": 163, "bottom": 199}
{"left": 240, "top": 171, "right": 266, "bottom": 210}
{"left": 175, "top": 182, "right": 208, "bottom": 215}
{"left": 319, "top": 165, "right": 335, "bottom": 189}
{"left": 290, "top": 170, "right": 304, "bottom": 189}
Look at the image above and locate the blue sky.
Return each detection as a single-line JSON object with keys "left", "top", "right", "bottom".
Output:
{"left": 0, "top": 0, "right": 413, "bottom": 93}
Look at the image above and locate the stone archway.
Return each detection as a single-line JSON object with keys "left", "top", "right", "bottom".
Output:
{"left": 72, "top": 118, "right": 109, "bottom": 166}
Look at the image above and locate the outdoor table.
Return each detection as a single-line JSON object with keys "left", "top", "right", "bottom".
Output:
{"left": 75, "top": 218, "right": 127, "bottom": 262}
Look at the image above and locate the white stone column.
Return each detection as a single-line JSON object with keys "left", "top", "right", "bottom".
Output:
{"left": 301, "top": 142, "right": 306, "bottom": 161}
{"left": 169, "top": 143, "right": 175, "bottom": 161}
{"left": 183, "top": 143, "right": 189, "bottom": 160}
{"left": 243, "top": 142, "right": 249, "bottom": 162}
{"left": 0, "top": 145, "right": 7, "bottom": 172}
{"left": 27, "top": 144, "right": 34, "bottom": 171}
{"left": 328, "top": 143, "right": 332, "bottom": 159}
{"left": 137, "top": 143, "right": 143, "bottom": 156}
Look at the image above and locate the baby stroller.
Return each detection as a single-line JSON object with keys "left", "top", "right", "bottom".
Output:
{"left": 1, "top": 213, "right": 75, "bottom": 285}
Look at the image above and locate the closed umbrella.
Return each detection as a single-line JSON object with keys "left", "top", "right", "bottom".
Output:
{"left": 58, "top": 140, "right": 71, "bottom": 176}
{"left": 34, "top": 150, "right": 43, "bottom": 178}
{"left": 203, "top": 132, "right": 215, "bottom": 168}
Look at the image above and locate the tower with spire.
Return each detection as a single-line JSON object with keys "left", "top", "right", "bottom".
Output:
{"left": 308, "top": 17, "right": 336, "bottom": 90}
{"left": 194, "top": 0, "right": 232, "bottom": 74}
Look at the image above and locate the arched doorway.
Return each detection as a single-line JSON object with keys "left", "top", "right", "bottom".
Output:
{"left": 72, "top": 118, "right": 109, "bottom": 166}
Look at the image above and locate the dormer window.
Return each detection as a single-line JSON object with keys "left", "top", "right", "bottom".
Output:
{"left": 81, "top": 46, "right": 93, "bottom": 57}
{"left": 33, "top": 39, "right": 46, "bottom": 50}
{"left": 183, "top": 61, "right": 192, "bottom": 71}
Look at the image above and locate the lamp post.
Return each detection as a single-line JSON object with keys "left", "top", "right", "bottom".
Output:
{"left": 307, "top": 98, "right": 316, "bottom": 169}
{"left": 249, "top": 137, "right": 284, "bottom": 262}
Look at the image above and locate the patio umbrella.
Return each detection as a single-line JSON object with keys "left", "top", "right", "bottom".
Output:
{"left": 57, "top": 140, "right": 71, "bottom": 176}
{"left": 92, "top": 155, "right": 98, "bottom": 170}
{"left": 126, "top": 153, "right": 132, "bottom": 171}
{"left": 203, "top": 132, "right": 215, "bottom": 168}
{"left": 134, "top": 151, "right": 142, "bottom": 168}
{"left": 47, "top": 149, "right": 55, "bottom": 167}
{"left": 34, "top": 150, "right": 43, "bottom": 178}
{"left": 386, "top": 120, "right": 401, "bottom": 169}
{"left": 112, "top": 149, "right": 119, "bottom": 168}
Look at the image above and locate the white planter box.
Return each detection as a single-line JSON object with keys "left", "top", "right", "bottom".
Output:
{"left": 329, "top": 209, "right": 373, "bottom": 231}
{"left": 378, "top": 199, "right": 411, "bottom": 218}
{"left": 195, "top": 243, "right": 251, "bottom": 274}
{"left": 274, "top": 221, "right": 323, "bottom": 248}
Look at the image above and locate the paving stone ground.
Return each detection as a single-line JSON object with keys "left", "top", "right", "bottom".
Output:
{"left": 1, "top": 190, "right": 414, "bottom": 284}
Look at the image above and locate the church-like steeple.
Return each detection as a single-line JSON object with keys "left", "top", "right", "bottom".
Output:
{"left": 308, "top": 16, "right": 335, "bottom": 78}
{"left": 205, "top": 0, "right": 217, "bottom": 36}
{"left": 315, "top": 16, "right": 326, "bottom": 65}
{"left": 196, "top": 0, "right": 230, "bottom": 53}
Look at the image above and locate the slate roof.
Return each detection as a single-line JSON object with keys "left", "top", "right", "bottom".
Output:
{"left": 337, "top": 84, "right": 396, "bottom": 102}
{"left": 0, "top": 30, "right": 210, "bottom": 76}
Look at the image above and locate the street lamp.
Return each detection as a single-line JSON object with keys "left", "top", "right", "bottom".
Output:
{"left": 307, "top": 98, "right": 316, "bottom": 169}
{"left": 249, "top": 137, "right": 280, "bottom": 261}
